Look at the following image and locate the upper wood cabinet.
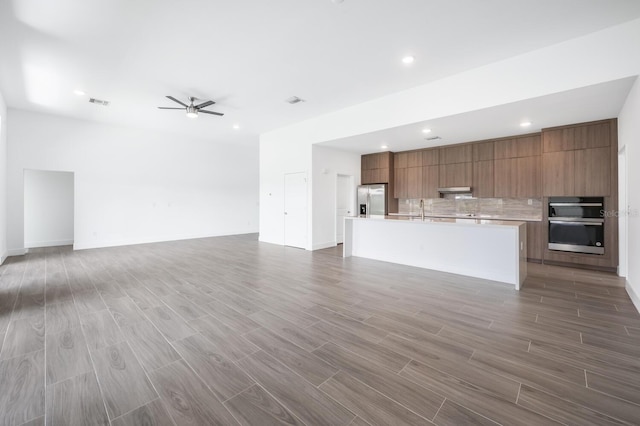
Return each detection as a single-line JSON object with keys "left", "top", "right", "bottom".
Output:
{"left": 439, "top": 162, "right": 472, "bottom": 188}
{"left": 473, "top": 142, "right": 494, "bottom": 162}
{"left": 421, "top": 165, "right": 439, "bottom": 198}
{"left": 542, "top": 150, "right": 575, "bottom": 196}
{"left": 362, "top": 152, "right": 392, "bottom": 184}
{"left": 440, "top": 145, "right": 472, "bottom": 164}
{"left": 473, "top": 160, "right": 494, "bottom": 198}
{"left": 422, "top": 148, "right": 439, "bottom": 166}
{"left": 543, "top": 121, "right": 610, "bottom": 153}
{"left": 541, "top": 120, "right": 613, "bottom": 196}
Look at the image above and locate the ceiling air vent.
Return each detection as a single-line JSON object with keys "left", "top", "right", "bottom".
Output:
{"left": 425, "top": 136, "right": 441, "bottom": 141}
{"left": 89, "top": 98, "right": 110, "bottom": 106}
{"left": 285, "top": 96, "right": 305, "bottom": 104}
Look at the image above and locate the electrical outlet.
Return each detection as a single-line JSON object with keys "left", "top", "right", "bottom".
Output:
{"left": 528, "top": 199, "right": 533, "bottom": 205}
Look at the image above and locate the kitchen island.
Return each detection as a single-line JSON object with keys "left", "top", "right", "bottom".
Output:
{"left": 343, "top": 216, "right": 527, "bottom": 289}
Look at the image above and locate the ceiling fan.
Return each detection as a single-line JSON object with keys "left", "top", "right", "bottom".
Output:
{"left": 158, "top": 96, "right": 224, "bottom": 119}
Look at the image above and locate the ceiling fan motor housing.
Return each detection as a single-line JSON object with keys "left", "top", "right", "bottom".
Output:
{"left": 186, "top": 105, "right": 198, "bottom": 118}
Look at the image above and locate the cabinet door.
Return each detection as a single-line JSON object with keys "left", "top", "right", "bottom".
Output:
{"left": 543, "top": 128, "right": 573, "bottom": 152}
{"left": 473, "top": 142, "right": 494, "bottom": 161}
{"left": 494, "top": 158, "right": 517, "bottom": 197}
{"left": 406, "top": 167, "right": 422, "bottom": 198}
{"left": 394, "top": 168, "right": 408, "bottom": 198}
{"left": 395, "top": 152, "right": 408, "bottom": 169}
{"left": 439, "top": 162, "right": 472, "bottom": 187}
{"left": 516, "top": 156, "right": 541, "bottom": 198}
{"left": 527, "top": 221, "right": 543, "bottom": 261}
{"left": 361, "top": 169, "right": 372, "bottom": 185}
{"left": 421, "top": 165, "right": 439, "bottom": 198}
{"left": 440, "top": 145, "right": 472, "bottom": 164}
{"left": 574, "top": 147, "right": 610, "bottom": 196}
{"left": 473, "top": 160, "right": 494, "bottom": 198}
{"left": 542, "top": 151, "right": 574, "bottom": 196}
{"left": 422, "top": 149, "right": 439, "bottom": 166}
{"left": 406, "top": 151, "right": 422, "bottom": 168}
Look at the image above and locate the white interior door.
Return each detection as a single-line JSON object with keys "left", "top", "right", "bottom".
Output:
{"left": 284, "top": 172, "right": 307, "bottom": 249}
{"left": 336, "top": 174, "right": 352, "bottom": 244}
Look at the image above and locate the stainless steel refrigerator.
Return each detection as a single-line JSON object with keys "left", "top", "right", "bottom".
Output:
{"left": 357, "top": 184, "right": 388, "bottom": 216}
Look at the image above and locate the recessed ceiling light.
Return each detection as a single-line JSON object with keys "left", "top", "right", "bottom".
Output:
{"left": 402, "top": 56, "right": 415, "bottom": 65}
{"left": 73, "top": 90, "right": 85, "bottom": 96}
{"left": 381, "top": 145, "right": 388, "bottom": 149}
{"left": 520, "top": 121, "right": 532, "bottom": 127}
{"left": 422, "top": 128, "right": 432, "bottom": 134}
{"left": 331, "top": 0, "right": 344, "bottom": 3}
{"left": 233, "top": 124, "right": 240, "bottom": 130}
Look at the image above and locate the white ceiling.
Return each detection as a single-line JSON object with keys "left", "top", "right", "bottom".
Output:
{"left": 318, "top": 77, "right": 638, "bottom": 153}
{"left": 1, "top": 0, "right": 640, "bottom": 146}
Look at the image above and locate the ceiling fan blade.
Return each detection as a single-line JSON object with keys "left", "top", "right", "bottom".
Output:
{"left": 195, "top": 100, "right": 215, "bottom": 109}
{"left": 158, "top": 107, "right": 185, "bottom": 110}
{"left": 199, "top": 110, "right": 224, "bottom": 116}
{"left": 166, "top": 95, "right": 188, "bottom": 107}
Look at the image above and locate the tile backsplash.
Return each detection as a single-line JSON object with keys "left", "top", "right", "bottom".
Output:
{"left": 398, "top": 197, "right": 542, "bottom": 220}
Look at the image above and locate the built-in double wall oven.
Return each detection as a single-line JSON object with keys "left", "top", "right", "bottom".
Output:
{"left": 548, "top": 197, "right": 605, "bottom": 255}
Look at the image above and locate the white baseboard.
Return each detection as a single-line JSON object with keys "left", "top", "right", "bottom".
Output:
{"left": 626, "top": 280, "right": 640, "bottom": 314}
{"left": 0, "top": 251, "right": 7, "bottom": 265}
{"left": 312, "top": 241, "right": 337, "bottom": 251}
{"left": 73, "top": 230, "right": 258, "bottom": 251}
{"left": 7, "top": 248, "right": 28, "bottom": 256}
{"left": 25, "top": 239, "right": 74, "bottom": 249}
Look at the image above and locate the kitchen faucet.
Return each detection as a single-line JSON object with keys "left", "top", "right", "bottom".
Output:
{"left": 419, "top": 199, "right": 425, "bottom": 221}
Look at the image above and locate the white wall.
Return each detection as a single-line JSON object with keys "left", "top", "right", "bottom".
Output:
{"left": 260, "top": 18, "right": 640, "bottom": 251}
{"left": 0, "top": 91, "right": 7, "bottom": 263}
{"left": 618, "top": 77, "right": 640, "bottom": 311}
{"left": 259, "top": 133, "right": 311, "bottom": 248}
{"left": 7, "top": 109, "right": 259, "bottom": 252}
{"left": 311, "top": 145, "right": 361, "bottom": 250}
{"left": 24, "top": 169, "right": 74, "bottom": 248}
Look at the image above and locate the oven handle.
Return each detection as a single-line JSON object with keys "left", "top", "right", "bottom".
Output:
{"left": 549, "top": 217, "right": 604, "bottom": 223}
{"left": 549, "top": 202, "right": 603, "bottom": 207}
{"left": 549, "top": 220, "right": 603, "bottom": 226}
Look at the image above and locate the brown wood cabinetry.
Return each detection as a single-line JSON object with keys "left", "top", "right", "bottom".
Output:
{"left": 542, "top": 121, "right": 611, "bottom": 197}
{"left": 493, "top": 135, "right": 541, "bottom": 198}
{"left": 526, "top": 221, "right": 543, "bottom": 262}
{"left": 472, "top": 142, "right": 494, "bottom": 197}
{"left": 394, "top": 168, "right": 407, "bottom": 198}
{"left": 361, "top": 152, "right": 392, "bottom": 184}
{"left": 541, "top": 119, "right": 618, "bottom": 271}
{"left": 473, "top": 161, "right": 494, "bottom": 198}
{"left": 421, "top": 165, "right": 439, "bottom": 198}
{"left": 440, "top": 145, "right": 472, "bottom": 164}
{"left": 439, "top": 162, "right": 472, "bottom": 188}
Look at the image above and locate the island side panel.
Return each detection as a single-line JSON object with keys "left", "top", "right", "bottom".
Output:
{"left": 349, "top": 218, "right": 522, "bottom": 287}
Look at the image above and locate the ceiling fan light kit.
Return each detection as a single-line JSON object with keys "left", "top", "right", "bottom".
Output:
{"left": 158, "top": 96, "right": 224, "bottom": 119}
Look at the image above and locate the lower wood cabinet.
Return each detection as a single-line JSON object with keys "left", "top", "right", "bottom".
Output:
{"left": 527, "top": 221, "right": 543, "bottom": 261}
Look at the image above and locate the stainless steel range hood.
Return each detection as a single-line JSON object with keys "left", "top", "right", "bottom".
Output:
{"left": 437, "top": 187, "right": 472, "bottom": 194}
{"left": 438, "top": 186, "right": 473, "bottom": 199}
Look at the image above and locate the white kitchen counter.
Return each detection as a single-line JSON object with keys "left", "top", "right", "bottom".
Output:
{"left": 343, "top": 216, "right": 527, "bottom": 289}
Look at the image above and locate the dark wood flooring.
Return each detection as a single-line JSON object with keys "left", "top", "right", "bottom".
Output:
{"left": 1, "top": 234, "right": 639, "bottom": 425}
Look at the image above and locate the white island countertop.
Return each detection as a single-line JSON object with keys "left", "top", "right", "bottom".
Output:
{"left": 343, "top": 215, "right": 527, "bottom": 289}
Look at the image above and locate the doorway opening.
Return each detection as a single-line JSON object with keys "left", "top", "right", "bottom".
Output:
{"left": 336, "top": 174, "right": 354, "bottom": 244}
{"left": 24, "top": 169, "right": 75, "bottom": 249}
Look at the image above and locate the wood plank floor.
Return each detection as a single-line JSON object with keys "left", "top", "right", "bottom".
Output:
{"left": 0, "top": 234, "right": 639, "bottom": 425}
